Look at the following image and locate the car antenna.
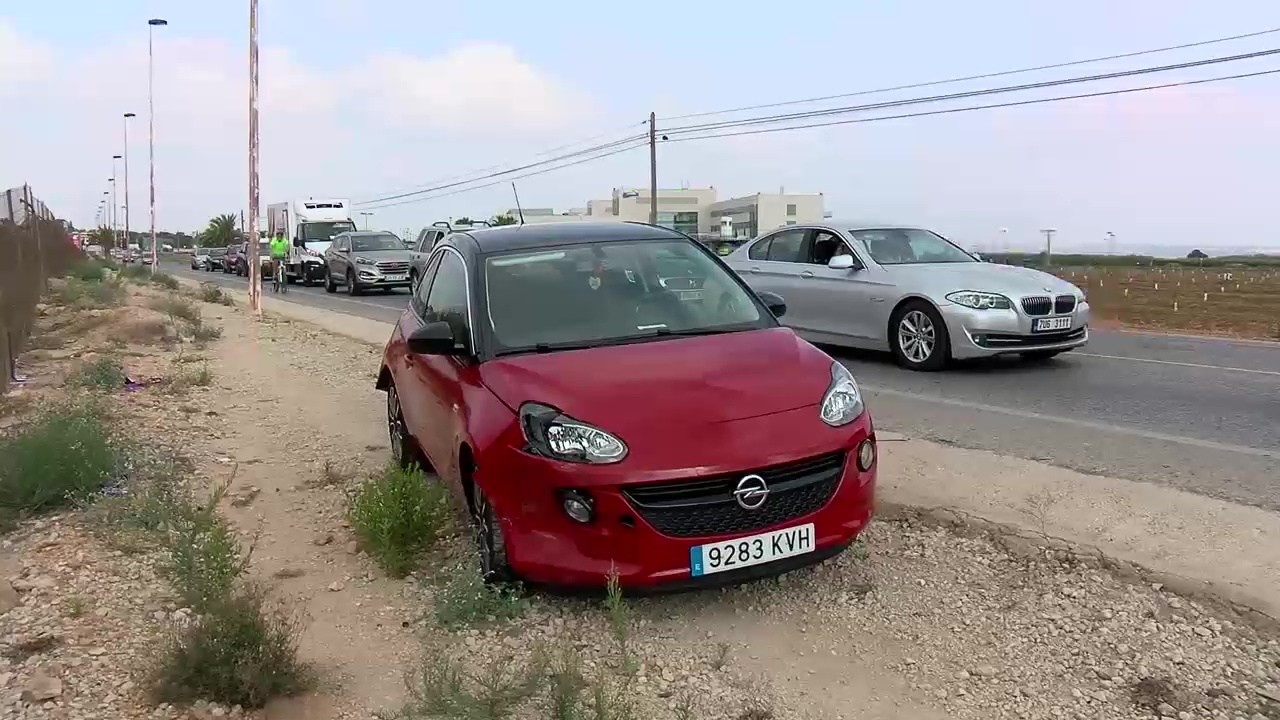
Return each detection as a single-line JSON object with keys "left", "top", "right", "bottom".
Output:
{"left": 511, "top": 182, "right": 526, "bottom": 226}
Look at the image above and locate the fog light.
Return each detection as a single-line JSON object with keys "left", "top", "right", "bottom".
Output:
{"left": 559, "top": 489, "right": 594, "bottom": 524}
{"left": 856, "top": 439, "right": 876, "bottom": 472}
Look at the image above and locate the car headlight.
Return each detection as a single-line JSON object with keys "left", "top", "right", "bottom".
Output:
{"left": 519, "top": 402, "right": 628, "bottom": 464}
{"left": 945, "top": 291, "right": 1011, "bottom": 310}
{"left": 355, "top": 256, "right": 375, "bottom": 265}
{"left": 820, "top": 362, "right": 864, "bottom": 427}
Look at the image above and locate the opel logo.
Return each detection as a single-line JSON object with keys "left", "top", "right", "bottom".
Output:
{"left": 733, "top": 474, "right": 770, "bottom": 510}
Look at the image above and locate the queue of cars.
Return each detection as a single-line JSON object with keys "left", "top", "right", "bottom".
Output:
{"left": 368, "top": 218, "right": 1088, "bottom": 591}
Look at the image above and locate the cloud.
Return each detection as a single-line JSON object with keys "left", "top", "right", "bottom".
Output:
{"left": 0, "top": 19, "right": 593, "bottom": 229}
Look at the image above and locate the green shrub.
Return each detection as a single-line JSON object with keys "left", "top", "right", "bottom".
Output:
{"left": 433, "top": 568, "right": 526, "bottom": 629}
{"left": 152, "top": 582, "right": 309, "bottom": 709}
{"left": 0, "top": 403, "right": 117, "bottom": 515}
{"left": 198, "top": 283, "right": 234, "bottom": 306}
{"left": 68, "top": 259, "right": 108, "bottom": 282}
{"left": 159, "top": 483, "right": 250, "bottom": 611}
{"left": 151, "top": 271, "right": 180, "bottom": 290}
{"left": 67, "top": 355, "right": 126, "bottom": 391}
{"left": 52, "top": 277, "right": 126, "bottom": 309}
{"left": 348, "top": 463, "right": 450, "bottom": 578}
{"left": 153, "top": 295, "right": 201, "bottom": 324}
{"left": 119, "top": 264, "right": 151, "bottom": 282}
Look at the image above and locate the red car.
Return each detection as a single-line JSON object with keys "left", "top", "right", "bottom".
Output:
{"left": 376, "top": 221, "right": 876, "bottom": 591}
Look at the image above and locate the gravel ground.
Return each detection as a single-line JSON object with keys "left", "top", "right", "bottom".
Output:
{"left": 2, "top": 284, "right": 1279, "bottom": 720}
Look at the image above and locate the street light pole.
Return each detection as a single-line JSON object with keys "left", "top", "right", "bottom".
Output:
{"left": 1040, "top": 228, "right": 1057, "bottom": 267}
{"left": 111, "top": 156, "right": 120, "bottom": 248}
{"left": 246, "top": 0, "right": 262, "bottom": 315}
{"left": 147, "top": 18, "right": 168, "bottom": 272}
{"left": 360, "top": 211, "right": 373, "bottom": 230}
{"left": 123, "top": 113, "right": 135, "bottom": 251}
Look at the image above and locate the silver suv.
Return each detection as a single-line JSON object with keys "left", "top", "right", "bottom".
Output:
{"left": 323, "top": 231, "right": 413, "bottom": 295}
{"left": 408, "top": 220, "right": 491, "bottom": 290}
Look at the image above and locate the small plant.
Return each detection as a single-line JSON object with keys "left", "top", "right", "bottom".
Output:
{"left": 347, "top": 463, "right": 450, "bottom": 578}
{"left": 160, "top": 363, "right": 214, "bottom": 395}
{"left": 159, "top": 482, "right": 251, "bottom": 611}
{"left": 64, "top": 596, "right": 90, "bottom": 618}
{"left": 711, "top": 641, "right": 731, "bottom": 671}
{"left": 0, "top": 402, "right": 117, "bottom": 515}
{"left": 119, "top": 264, "right": 151, "bottom": 282}
{"left": 395, "top": 647, "right": 546, "bottom": 720}
{"left": 198, "top": 282, "right": 234, "bottom": 306}
{"left": 153, "top": 295, "right": 201, "bottom": 325}
{"left": 188, "top": 319, "right": 223, "bottom": 343}
{"left": 52, "top": 277, "right": 126, "bottom": 309}
{"left": 68, "top": 259, "right": 108, "bottom": 282}
{"left": 67, "top": 355, "right": 125, "bottom": 391}
{"left": 151, "top": 582, "right": 309, "bottom": 709}
{"left": 151, "top": 271, "right": 180, "bottom": 290}
{"left": 433, "top": 567, "right": 526, "bottom": 628}
{"left": 316, "top": 459, "right": 353, "bottom": 487}
{"left": 604, "top": 566, "right": 637, "bottom": 675}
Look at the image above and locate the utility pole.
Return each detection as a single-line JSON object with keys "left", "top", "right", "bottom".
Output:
{"left": 648, "top": 111, "right": 658, "bottom": 226}
{"left": 1040, "top": 228, "right": 1056, "bottom": 267}
{"left": 246, "top": 0, "right": 262, "bottom": 315}
{"left": 147, "top": 18, "right": 168, "bottom": 272}
{"left": 123, "top": 113, "right": 135, "bottom": 250}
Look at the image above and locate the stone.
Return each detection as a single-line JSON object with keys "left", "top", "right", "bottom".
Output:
{"left": 0, "top": 580, "right": 18, "bottom": 615}
{"left": 21, "top": 673, "right": 63, "bottom": 703}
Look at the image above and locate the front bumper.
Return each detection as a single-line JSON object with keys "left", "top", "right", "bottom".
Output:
{"left": 474, "top": 405, "right": 876, "bottom": 591}
{"left": 941, "top": 300, "right": 1090, "bottom": 359}
{"left": 355, "top": 267, "right": 411, "bottom": 288}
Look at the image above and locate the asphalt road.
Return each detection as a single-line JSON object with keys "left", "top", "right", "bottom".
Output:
{"left": 166, "top": 259, "right": 1280, "bottom": 511}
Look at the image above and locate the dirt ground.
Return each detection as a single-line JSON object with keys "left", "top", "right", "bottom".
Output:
{"left": 1048, "top": 266, "right": 1280, "bottom": 340}
{"left": 3, "top": 283, "right": 1280, "bottom": 720}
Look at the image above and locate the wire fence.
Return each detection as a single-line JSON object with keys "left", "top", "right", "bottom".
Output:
{"left": 1, "top": 184, "right": 80, "bottom": 395}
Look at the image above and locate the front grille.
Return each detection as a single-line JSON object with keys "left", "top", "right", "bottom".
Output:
{"left": 1054, "top": 295, "right": 1076, "bottom": 314}
{"left": 1021, "top": 296, "right": 1052, "bottom": 316}
{"left": 621, "top": 451, "right": 845, "bottom": 538}
{"left": 376, "top": 261, "right": 410, "bottom": 273}
{"left": 972, "top": 326, "right": 1086, "bottom": 349}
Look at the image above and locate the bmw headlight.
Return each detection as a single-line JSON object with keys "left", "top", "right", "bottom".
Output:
{"left": 945, "top": 291, "right": 1011, "bottom": 310}
{"left": 820, "top": 362, "right": 864, "bottom": 427}
{"left": 519, "top": 402, "right": 628, "bottom": 464}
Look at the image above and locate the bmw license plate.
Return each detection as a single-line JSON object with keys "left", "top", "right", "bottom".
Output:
{"left": 689, "top": 523, "right": 815, "bottom": 577}
{"left": 1033, "top": 316, "right": 1072, "bottom": 332}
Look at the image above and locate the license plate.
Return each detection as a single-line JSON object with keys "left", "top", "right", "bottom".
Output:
{"left": 689, "top": 523, "right": 815, "bottom": 577}
{"left": 676, "top": 290, "right": 704, "bottom": 301}
{"left": 1033, "top": 316, "right": 1072, "bottom": 332}
{"left": 383, "top": 274, "right": 405, "bottom": 282}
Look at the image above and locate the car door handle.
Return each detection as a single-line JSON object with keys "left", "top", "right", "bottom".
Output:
{"left": 746, "top": 266, "right": 760, "bottom": 273}
{"left": 800, "top": 270, "right": 815, "bottom": 278}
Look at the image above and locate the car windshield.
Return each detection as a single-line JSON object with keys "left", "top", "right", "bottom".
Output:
{"left": 852, "top": 228, "right": 977, "bottom": 265}
{"left": 351, "top": 234, "right": 404, "bottom": 252}
{"left": 301, "top": 221, "right": 356, "bottom": 242}
{"left": 483, "top": 239, "right": 767, "bottom": 354}
{"left": 208, "top": 248, "right": 226, "bottom": 257}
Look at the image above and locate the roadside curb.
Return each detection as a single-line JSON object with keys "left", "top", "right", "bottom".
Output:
{"left": 877, "top": 501, "right": 1280, "bottom": 634}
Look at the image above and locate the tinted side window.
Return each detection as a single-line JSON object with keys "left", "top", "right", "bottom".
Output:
{"left": 423, "top": 252, "right": 470, "bottom": 346}
{"left": 412, "top": 253, "right": 442, "bottom": 314}
{"left": 765, "top": 230, "right": 806, "bottom": 263}
{"left": 748, "top": 237, "right": 771, "bottom": 261}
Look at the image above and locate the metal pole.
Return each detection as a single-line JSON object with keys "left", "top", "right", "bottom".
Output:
{"left": 147, "top": 19, "right": 168, "bottom": 272}
{"left": 246, "top": 0, "right": 262, "bottom": 315}
{"left": 1040, "top": 229, "right": 1056, "bottom": 267}
{"left": 123, "top": 113, "right": 134, "bottom": 251}
{"left": 648, "top": 111, "right": 658, "bottom": 226}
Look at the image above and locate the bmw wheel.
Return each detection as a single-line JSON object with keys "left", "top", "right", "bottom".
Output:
{"left": 471, "top": 484, "right": 513, "bottom": 584}
{"left": 890, "top": 300, "right": 950, "bottom": 371}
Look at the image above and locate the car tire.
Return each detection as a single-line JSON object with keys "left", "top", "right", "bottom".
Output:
{"left": 347, "top": 270, "right": 362, "bottom": 296}
{"left": 890, "top": 300, "right": 950, "bottom": 372}
{"left": 471, "top": 483, "right": 513, "bottom": 584}
{"left": 385, "top": 383, "right": 420, "bottom": 471}
{"left": 324, "top": 272, "right": 337, "bottom": 293}
{"left": 409, "top": 269, "right": 419, "bottom": 292}
{"left": 1021, "top": 350, "right": 1064, "bottom": 362}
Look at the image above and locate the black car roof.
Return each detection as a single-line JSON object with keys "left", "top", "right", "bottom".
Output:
{"left": 462, "top": 221, "right": 684, "bottom": 253}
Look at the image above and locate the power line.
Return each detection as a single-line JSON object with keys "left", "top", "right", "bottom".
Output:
{"left": 660, "top": 46, "right": 1280, "bottom": 136}
{"left": 660, "top": 26, "right": 1280, "bottom": 122}
{"left": 351, "top": 123, "right": 648, "bottom": 206}
{"left": 659, "top": 67, "right": 1280, "bottom": 144}
{"left": 356, "top": 139, "right": 649, "bottom": 211}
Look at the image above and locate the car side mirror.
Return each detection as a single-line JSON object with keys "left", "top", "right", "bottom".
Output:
{"left": 406, "top": 321, "right": 465, "bottom": 356}
{"left": 828, "top": 255, "right": 858, "bottom": 271}
{"left": 757, "top": 290, "right": 787, "bottom": 318}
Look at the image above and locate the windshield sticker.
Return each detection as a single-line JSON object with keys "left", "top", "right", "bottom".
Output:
{"left": 588, "top": 276, "right": 602, "bottom": 291}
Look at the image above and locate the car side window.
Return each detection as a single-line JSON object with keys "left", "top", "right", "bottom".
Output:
{"left": 423, "top": 252, "right": 471, "bottom": 348}
{"left": 765, "top": 230, "right": 806, "bottom": 263}
{"left": 748, "top": 236, "right": 772, "bottom": 261}
{"left": 808, "top": 230, "right": 854, "bottom": 265}
{"left": 411, "top": 252, "right": 443, "bottom": 315}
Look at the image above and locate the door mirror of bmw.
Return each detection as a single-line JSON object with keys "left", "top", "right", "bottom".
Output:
{"left": 828, "top": 254, "right": 859, "bottom": 271}
{"left": 407, "top": 321, "right": 466, "bottom": 356}
{"left": 757, "top": 291, "right": 787, "bottom": 318}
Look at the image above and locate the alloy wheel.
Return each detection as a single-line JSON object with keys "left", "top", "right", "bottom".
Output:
{"left": 898, "top": 310, "right": 936, "bottom": 364}
{"left": 471, "top": 485, "right": 508, "bottom": 583}
{"left": 386, "top": 386, "right": 406, "bottom": 466}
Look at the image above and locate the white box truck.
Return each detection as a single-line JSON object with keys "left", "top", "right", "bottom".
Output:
{"left": 266, "top": 198, "right": 356, "bottom": 285}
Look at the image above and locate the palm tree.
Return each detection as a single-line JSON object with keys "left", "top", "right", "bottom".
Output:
{"left": 199, "top": 213, "right": 241, "bottom": 247}
{"left": 491, "top": 214, "right": 517, "bottom": 226}
{"left": 90, "top": 225, "right": 116, "bottom": 250}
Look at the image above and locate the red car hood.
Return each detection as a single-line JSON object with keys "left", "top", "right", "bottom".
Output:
{"left": 478, "top": 328, "right": 833, "bottom": 435}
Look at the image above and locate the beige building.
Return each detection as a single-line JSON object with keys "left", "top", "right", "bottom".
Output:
{"left": 706, "top": 192, "right": 826, "bottom": 239}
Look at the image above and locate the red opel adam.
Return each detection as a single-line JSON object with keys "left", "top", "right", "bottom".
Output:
{"left": 376, "top": 221, "right": 877, "bottom": 590}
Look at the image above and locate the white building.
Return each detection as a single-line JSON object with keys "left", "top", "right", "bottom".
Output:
{"left": 705, "top": 192, "right": 826, "bottom": 239}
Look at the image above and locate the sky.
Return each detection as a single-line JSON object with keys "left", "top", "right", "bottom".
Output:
{"left": 2, "top": 0, "right": 1279, "bottom": 254}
